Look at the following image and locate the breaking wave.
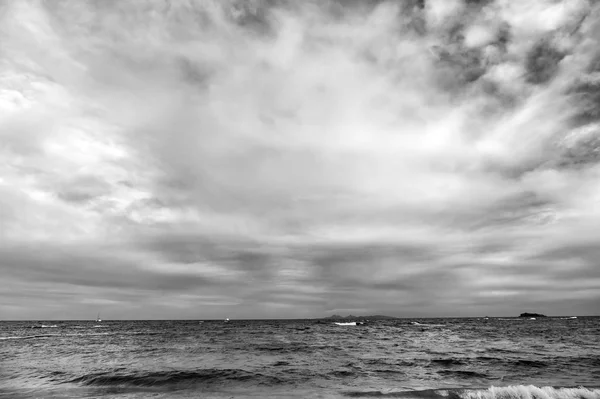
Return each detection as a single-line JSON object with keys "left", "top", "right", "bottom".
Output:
{"left": 0, "top": 332, "right": 111, "bottom": 341}
{"left": 411, "top": 322, "right": 445, "bottom": 327}
{"left": 343, "top": 386, "right": 600, "bottom": 399}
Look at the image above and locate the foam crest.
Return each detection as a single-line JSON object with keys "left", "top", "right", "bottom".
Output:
{"left": 459, "top": 386, "right": 600, "bottom": 399}
{"left": 0, "top": 334, "right": 56, "bottom": 341}
{"left": 344, "top": 386, "right": 600, "bottom": 399}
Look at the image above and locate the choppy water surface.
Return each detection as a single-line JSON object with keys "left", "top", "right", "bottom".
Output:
{"left": 0, "top": 318, "right": 599, "bottom": 398}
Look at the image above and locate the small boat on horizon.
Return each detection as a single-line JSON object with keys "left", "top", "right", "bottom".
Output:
{"left": 96, "top": 313, "right": 102, "bottom": 322}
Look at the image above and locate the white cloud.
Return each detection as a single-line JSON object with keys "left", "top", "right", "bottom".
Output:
{"left": 1, "top": 0, "right": 600, "bottom": 318}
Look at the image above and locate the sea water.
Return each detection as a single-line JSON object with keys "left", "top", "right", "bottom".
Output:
{"left": 1, "top": 317, "right": 598, "bottom": 398}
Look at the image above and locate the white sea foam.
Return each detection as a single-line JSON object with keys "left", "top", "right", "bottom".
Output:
{"left": 345, "top": 386, "right": 600, "bottom": 398}
{"left": 0, "top": 334, "right": 57, "bottom": 340}
{"left": 411, "top": 322, "right": 445, "bottom": 327}
{"left": 498, "top": 319, "right": 523, "bottom": 321}
{"left": 0, "top": 336, "right": 26, "bottom": 340}
{"left": 0, "top": 332, "right": 112, "bottom": 341}
{"left": 456, "top": 386, "right": 600, "bottom": 399}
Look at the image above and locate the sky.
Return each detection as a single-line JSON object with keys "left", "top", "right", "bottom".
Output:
{"left": 1, "top": 0, "right": 599, "bottom": 320}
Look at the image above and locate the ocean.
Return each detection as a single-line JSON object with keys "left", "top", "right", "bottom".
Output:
{"left": 0, "top": 317, "right": 598, "bottom": 399}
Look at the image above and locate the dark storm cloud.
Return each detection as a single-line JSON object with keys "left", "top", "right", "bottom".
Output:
{"left": 0, "top": 244, "right": 217, "bottom": 293}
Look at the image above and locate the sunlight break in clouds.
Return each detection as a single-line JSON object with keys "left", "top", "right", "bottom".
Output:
{"left": 1, "top": 0, "right": 599, "bottom": 319}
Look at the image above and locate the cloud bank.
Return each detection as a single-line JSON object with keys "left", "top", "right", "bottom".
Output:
{"left": 1, "top": 0, "right": 599, "bottom": 319}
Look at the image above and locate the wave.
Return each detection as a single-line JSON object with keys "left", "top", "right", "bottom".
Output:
{"left": 329, "top": 370, "right": 358, "bottom": 378}
{"left": 380, "top": 355, "right": 592, "bottom": 370}
{"left": 497, "top": 319, "right": 524, "bottom": 321}
{"left": 252, "top": 342, "right": 341, "bottom": 354}
{"left": 486, "top": 348, "right": 521, "bottom": 354}
{"left": 30, "top": 325, "right": 58, "bottom": 329}
{"left": 430, "top": 358, "right": 466, "bottom": 366}
{"left": 364, "top": 359, "right": 417, "bottom": 367}
{"left": 437, "top": 369, "right": 489, "bottom": 379}
{"left": 272, "top": 361, "right": 290, "bottom": 366}
{"left": 0, "top": 332, "right": 112, "bottom": 341}
{"left": 67, "top": 369, "right": 284, "bottom": 388}
{"left": 0, "top": 334, "right": 57, "bottom": 341}
{"left": 428, "top": 357, "right": 561, "bottom": 369}
{"left": 342, "top": 386, "right": 600, "bottom": 398}
{"left": 411, "top": 322, "right": 445, "bottom": 327}
{"left": 513, "top": 360, "right": 548, "bottom": 368}
{"left": 63, "top": 332, "right": 111, "bottom": 337}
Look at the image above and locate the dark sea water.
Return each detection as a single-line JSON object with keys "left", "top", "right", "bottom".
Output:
{"left": 1, "top": 317, "right": 599, "bottom": 399}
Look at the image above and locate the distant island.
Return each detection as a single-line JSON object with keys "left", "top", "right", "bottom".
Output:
{"left": 322, "top": 315, "right": 397, "bottom": 320}
{"left": 519, "top": 312, "right": 547, "bottom": 318}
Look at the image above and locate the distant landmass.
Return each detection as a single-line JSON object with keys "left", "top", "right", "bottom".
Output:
{"left": 322, "top": 315, "right": 397, "bottom": 320}
{"left": 519, "top": 312, "right": 547, "bottom": 318}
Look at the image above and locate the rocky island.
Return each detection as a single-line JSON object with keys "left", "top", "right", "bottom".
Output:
{"left": 519, "top": 312, "right": 547, "bottom": 318}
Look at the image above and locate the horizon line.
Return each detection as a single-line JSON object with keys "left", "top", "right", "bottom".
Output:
{"left": 0, "top": 315, "right": 596, "bottom": 322}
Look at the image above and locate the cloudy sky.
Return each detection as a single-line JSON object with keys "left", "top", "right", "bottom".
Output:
{"left": 1, "top": 0, "right": 599, "bottom": 320}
